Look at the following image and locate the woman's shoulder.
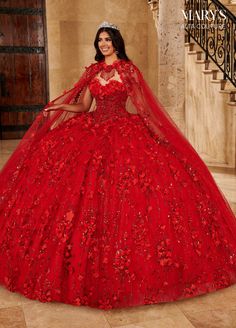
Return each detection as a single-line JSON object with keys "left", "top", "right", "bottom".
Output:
{"left": 119, "top": 59, "right": 140, "bottom": 71}
{"left": 84, "top": 61, "right": 101, "bottom": 72}
{"left": 119, "top": 59, "right": 134, "bottom": 67}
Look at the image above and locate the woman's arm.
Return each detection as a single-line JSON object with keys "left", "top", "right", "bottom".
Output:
{"left": 44, "top": 87, "right": 93, "bottom": 114}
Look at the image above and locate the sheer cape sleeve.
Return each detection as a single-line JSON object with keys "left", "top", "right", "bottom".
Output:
{"left": 118, "top": 61, "right": 236, "bottom": 224}
{"left": 0, "top": 62, "right": 100, "bottom": 187}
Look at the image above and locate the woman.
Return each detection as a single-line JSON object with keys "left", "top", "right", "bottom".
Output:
{"left": 0, "top": 21, "right": 236, "bottom": 310}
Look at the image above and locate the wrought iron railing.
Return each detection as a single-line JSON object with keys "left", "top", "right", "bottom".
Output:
{"left": 185, "top": 0, "right": 236, "bottom": 87}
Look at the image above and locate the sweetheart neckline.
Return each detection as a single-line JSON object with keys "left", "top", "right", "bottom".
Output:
{"left": 92, "top": 77, "right": 124, "bottom": 87}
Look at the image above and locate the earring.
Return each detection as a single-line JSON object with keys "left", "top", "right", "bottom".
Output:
{"left": 115, "top": 50, "right": 119, "bottom": 54}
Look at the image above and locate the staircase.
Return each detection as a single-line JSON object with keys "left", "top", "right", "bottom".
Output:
{"left": 184, "top": 0, "right": 236, "bottom": 214}
{"left": 185, "top": 0, "right": 236, "bottom": 167}
{"left": 186, "top": 41, "right": 236, "bottom": 104}
{"left": 185, "top": 0, "right": 236, "bottom": 85}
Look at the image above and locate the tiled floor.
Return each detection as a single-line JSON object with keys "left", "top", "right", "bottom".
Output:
{"left": 0, "top": 139, "right": 236, "bottom": 328}
{"left": 0, "top": 285, "right": 236, "bottom": 328}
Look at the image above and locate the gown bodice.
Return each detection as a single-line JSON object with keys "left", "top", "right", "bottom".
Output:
{"left": 88, "top": 65, "right": 131, "bottom": 122}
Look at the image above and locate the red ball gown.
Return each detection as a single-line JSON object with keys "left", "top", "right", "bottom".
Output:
{"left": 0, "top": 59, "right": 236, "bottom": 310}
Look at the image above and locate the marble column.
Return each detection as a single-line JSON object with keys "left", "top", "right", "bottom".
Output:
{"left": 148, "top": 0, "right": 185, "bottom": 132}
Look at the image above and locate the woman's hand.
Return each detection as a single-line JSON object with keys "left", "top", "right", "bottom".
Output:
{"left": 43, "top": 87, "right": 93, "bottom": 117}
{"left": 43, "top": 104, "right": 85, "bottom": 117}
{"left": 44, "top": 103, "right": 68, "bottom": 112}
{"left": 43, "top": 103, "right": 66, "bottom": 117}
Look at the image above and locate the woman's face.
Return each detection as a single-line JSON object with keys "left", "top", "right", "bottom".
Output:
{"left": 98, "top": 31, "right": 116, "bottom": 57}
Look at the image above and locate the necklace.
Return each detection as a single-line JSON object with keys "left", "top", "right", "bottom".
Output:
{"left": 100, "top": 59, "right": 121, "bottom": 81}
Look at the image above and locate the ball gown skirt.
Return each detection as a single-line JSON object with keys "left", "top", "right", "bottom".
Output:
{"left": 0, "top": 75, "right": 236, "bottom": 310}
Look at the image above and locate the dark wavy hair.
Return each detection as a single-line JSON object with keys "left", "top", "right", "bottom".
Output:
{"left": 94, "top": 27, "right": 130, "bottom": 62}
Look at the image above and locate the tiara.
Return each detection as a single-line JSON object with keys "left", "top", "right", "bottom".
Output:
{"left": 98, "top": 21, "right": 119, "bottom": 31}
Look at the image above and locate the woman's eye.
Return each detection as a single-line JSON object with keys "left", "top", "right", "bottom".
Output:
{"left": 98, "top": 37, "right": 111, "bottom": 42}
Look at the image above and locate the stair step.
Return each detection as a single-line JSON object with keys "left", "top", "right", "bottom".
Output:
{"left": 185, "top": 42, "right": 195, "bottom": 51}
{"left": 188, "top": 50, "right": 203, "bottom": 60}
{"left": 220, "top": 89, "right": 236, "bottom": 101}
{"left": 203, "top": 69, "right": 219, "bottom": 79}
{"left": 219, "top": 89, "right": 236, "bottom": 94}
{"left": 211, "top": 79, "right": 227, "bottom": 90}
{"left": 227, "top": 101, "right": 236, "bottom": 106}
{"left": 195, "top": 59, "right": 210, "bottom": 64}
{"left": 188, "top": 50, "right": 202, "bottom": 54}
{"left": 211, "top": 79, "right": 226, "bottom": 83}
{"left": 195, "top": 59, "right": 210, "bottom": 70}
